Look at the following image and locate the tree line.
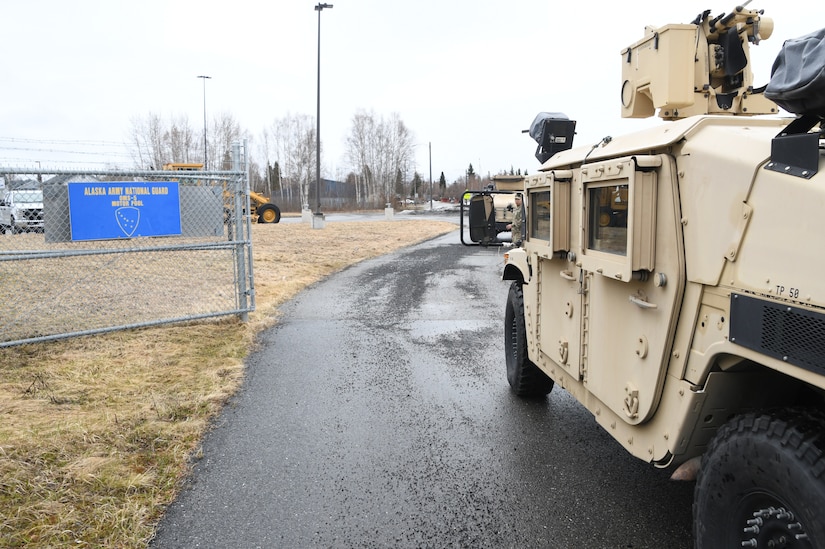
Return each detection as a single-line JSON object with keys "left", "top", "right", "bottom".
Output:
{"left": 127, "top": 109, "right": 457, "bottom": 211}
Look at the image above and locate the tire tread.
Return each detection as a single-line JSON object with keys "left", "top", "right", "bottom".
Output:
{"left": 694, "top": 407, "right": 825, "bottom": 548}
{"left": 505, "top": 282, "right": 553, "bottom": 397}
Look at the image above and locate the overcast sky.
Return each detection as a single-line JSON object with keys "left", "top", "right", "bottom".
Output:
{"left": 1, "top": 0, "right": 819, "bottom": 182}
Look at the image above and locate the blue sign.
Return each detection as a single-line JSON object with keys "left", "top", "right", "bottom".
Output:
{"left": 68, "top": 182, "right": 182, "bottom": 241}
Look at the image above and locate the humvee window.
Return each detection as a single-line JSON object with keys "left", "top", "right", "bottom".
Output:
{"left": 587, "top": 184, "right": 628, "bottom": 256}
{"left": 530, "top": 190, "right": 552, "bottom": 241}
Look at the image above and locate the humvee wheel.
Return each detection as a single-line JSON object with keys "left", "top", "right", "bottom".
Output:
{"left": 694, "top": 409, "right": 825, "bottom": 549}
{"left": 504, "top": 281, "right": 554, "bottom": 396}
{"left": 257, "top": 203, "right": 281, "bottom": 224}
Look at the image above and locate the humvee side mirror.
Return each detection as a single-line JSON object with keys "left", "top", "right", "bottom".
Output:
{"left": 460, "top": 190, "right": 520, "bottom": 247}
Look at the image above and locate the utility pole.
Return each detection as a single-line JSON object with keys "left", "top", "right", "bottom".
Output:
{"left": 428, "top": 142, "right": 433, "bottom": 211}
{"left": 314, "top": 3, "right": 333, "bottom": 226}
{"left": 197, "top": 75, "right": 211, "bottom": 169}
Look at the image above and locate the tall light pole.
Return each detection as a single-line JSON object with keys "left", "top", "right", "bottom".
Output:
{"left": 314, "top": 3, "right": 332, "bottom": 217}
{"left": 197, "top": 75, "right": 211, "bottom": 169}
{"left": 428, "top": 141, "right": 433, "bottom": 211}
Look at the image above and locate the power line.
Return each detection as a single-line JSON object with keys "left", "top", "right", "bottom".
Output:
{"left": 0, "top": 136, "right": 128, "bottom": 147}
{"left": 0, "top": 145, "right": 132, "bottom": 158}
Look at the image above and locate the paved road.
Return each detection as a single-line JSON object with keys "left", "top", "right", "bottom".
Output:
{"left": 151, "top": 232, "right": 694, "bottom": 548}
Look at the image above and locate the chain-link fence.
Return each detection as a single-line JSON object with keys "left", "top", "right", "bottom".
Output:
{"left": 0, "top": 143, "right": 255, "bottom": 347}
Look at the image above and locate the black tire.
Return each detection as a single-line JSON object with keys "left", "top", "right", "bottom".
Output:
{"left": 694, "top": 408, "right": 825, "bottom": 549}
{"left": 257, "top": 203, "right": 281, "bottom": 224}
{"left": 504, "top": 281, "right": 554, "bottom": 396}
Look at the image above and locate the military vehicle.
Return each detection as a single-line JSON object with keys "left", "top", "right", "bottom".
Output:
{"left": 497, "top": 5, "right": 825, "bottom": 547}
{"left": 460, "top": 174, "right": 526, "bottom": 246}
{"left": 162, "top": 163, "right": 281, "bottom": 223}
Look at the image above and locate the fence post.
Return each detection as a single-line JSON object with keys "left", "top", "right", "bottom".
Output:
{"left": 242, "top": 139, "right": 256, "bottom": 316}
{"left": 232, "top": 141, "right": 251, "bottom": 322}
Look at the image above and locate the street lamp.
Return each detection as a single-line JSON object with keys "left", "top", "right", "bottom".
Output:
{"left": 197, "top": 75, "right": 211, "bottom": 170}
{"left": 428, "top": 142, "right": 433, "bottom": 211}
{"left": 314, "top": 3, "right": 332, "bottom": 217}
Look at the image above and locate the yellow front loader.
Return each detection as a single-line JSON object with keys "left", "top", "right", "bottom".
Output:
{"left": 162, "top": 163, "right": 281, "bottom": 224}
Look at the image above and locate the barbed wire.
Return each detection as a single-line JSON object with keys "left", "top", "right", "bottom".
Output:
{"left": 0, "top": 136, "right": 136, "bottom": 170}
{"left": 0, "top": 146, "right": 132, "bottom": 158}
{"left": 0, "top": 158, "right": 134, "bottom": 167}
{"left": 0, "top": 137, "right": 128, "bottom": 146}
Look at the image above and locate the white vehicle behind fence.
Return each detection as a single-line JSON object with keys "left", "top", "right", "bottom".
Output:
{"left": 0, "top": 188, "right": 44, "bottom": 234}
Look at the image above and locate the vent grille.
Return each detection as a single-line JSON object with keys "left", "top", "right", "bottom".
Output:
{"left": 730, "top": 293, "right": 825, "bottom": 374}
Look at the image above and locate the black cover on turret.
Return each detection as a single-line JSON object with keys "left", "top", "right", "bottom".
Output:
{"left": 765, "top": 27, "right": 825, "bottom": 117}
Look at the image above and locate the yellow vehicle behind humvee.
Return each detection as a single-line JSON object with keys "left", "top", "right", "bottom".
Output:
{"left": 501, "top": 5, "right": 825, "bottom": 548}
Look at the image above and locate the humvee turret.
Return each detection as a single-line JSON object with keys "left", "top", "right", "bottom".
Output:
{"left": 502, "top": 5, "right": 825, "bottom": 547}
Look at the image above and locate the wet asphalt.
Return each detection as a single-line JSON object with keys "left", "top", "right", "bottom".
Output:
{"left": 150, "top": 229, "right": 694, "bottom": 548}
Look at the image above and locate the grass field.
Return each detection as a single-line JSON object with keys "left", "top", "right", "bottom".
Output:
{"left": 0, "top": 218, "right": 458, "bottom": 548}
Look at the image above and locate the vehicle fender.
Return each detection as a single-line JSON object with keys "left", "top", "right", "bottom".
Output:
{"left": 503, "top": 248, "right": 530, "bottom": 284}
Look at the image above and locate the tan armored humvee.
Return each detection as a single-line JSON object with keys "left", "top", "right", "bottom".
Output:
{"left": 460, "top": 174, "right": 526, "bottom": 246}
{"left": 501, "top": 5, "right": 825, "bottom": 548}
{"left": 490, "top": 174, "right": 524, "bottom": 230}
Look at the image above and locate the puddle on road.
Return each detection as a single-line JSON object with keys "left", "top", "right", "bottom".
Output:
{"left": 404, "top": 318, "right": 489, "bottom": 340}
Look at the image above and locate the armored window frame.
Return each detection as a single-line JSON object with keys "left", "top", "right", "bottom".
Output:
{"left": 525, "top": 171, "right": 571, "bottom": 254}
{"left": 580, "top": 157, "right": 658, "bottom": 282}
{"left": 530, "top": 190, "right": 552, "bottom": 242}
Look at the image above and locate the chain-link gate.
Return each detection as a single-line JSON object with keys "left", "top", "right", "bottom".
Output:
{"left": 0, "top": 142, "right": 255, "bottom": 347}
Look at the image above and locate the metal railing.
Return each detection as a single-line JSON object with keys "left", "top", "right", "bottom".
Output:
{"left": 0, "top": 143, "right": 255, "bottom": 347}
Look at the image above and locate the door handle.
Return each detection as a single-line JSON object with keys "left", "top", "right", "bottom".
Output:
{"left": 559, "top": 270, "right": 576, "bottom": 281}
{"left": 629, "top": 295, "right": 658, "bottom": 309}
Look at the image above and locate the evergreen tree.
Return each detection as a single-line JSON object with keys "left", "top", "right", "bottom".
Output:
{"left": 268, "top": 161, "right": 281, "bottom": 193}
{"left": 411, "top": 172, "right": 422, "bottom": 197}
{"left": 395, "top": 168, "right": 404, "bottom": 196}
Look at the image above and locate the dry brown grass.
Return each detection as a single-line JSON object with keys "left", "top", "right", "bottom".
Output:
{"left": 0, "top": 218, "right": 457, "bottom": 548}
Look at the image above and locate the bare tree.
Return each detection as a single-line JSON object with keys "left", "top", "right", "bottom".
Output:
{"left": 345, "top": 110, "right": 373, "bottom": 206}
{"left": 128, "top": 113, "right": 165, "bottom": 169}
{"left": 345, "top": 109, "right": 414, "bottom": 207}
{"left": 127, "top": 113, "right": 199, "bottom": 169}
{"left": 127, "top": 107, "right": 418, "bottom": 212}
{"left": 165, "top": 115, "right": 197, "bottom": 164}
{"left": 264, "top": 113, "right": 316, "bottom": 210}
{"left": 128, "top": 112, "right": 249, "bottom": 171}
{"left": 248, "top": 160, "right": 265, "bottom": 194}
{"left": 210, "top": 112, "right": 248, "bottom": 170}
{"left": 257, "top": 130, "right": 273, "bottom": 198}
